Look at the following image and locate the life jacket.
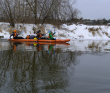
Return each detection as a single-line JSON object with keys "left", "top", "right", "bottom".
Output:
{"left": 26, "top": 35, "right": 30, "bottom": 39}
{"left": 37, "top": 33, "right": 42, "bottom": 38}
{"left": 14, "top": 32, "right": 17, "bottom": 37}
{"left": 39, "top": 33, "right": 42, "bottom": 38}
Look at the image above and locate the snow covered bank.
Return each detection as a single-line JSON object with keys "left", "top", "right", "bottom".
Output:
{"left": 0, "top": 22, "right": 110, "bottom": 40}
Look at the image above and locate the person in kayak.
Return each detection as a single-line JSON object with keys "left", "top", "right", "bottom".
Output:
{"left": 48, "top": 30, "right": 56, "bottom": 40}
{"left": 10, "top": 30, "right": 18, "bottom": 39}
{"left": 36, "top": 30, "right": 42, "bottom": 39}
{"left": 10, "top": 30, "right": 24, "bottom": 39}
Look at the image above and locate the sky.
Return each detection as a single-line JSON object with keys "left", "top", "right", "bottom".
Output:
{"left": 74, "top": 0, "right": 110, "bottom": 20}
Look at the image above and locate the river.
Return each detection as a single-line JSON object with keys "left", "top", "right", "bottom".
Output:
{"left": 0, "top": 39, "right": 110, "bottom": 93}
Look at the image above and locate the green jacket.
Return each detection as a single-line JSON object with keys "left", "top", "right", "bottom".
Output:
{"left": 49, "top": 32, "right": 55, "bottom": 40}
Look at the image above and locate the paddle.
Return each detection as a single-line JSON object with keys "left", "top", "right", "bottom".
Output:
{"left": 53, "top": 26, "right": 56, "bottom": 42}
{"left": 43, "top": 30, "right": 52, "bottom": 36}
{"left": 43, "top": 27, "right": 56, "bottom": 36}
{"left": 54, "top": 26, "right": 55, "bottom": 34}
{"left": 19, "top": 31, "right": 24, "bottom": 35}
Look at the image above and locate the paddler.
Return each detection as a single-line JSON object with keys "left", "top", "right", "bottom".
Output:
{"left": 36, "top": 30, "right": 42, "bottom": 39}
{"left": 10, "top": 30, "right": 18, "bottom": 39}
{"left": 48, "top": 30, "right": 56, "bottom": 40}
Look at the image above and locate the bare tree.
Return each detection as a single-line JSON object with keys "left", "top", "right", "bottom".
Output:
{"left": 0, "top": 0, "right": 79, "bottom": 25}
{"left": 67, "top": 0, "right": 80, "bottom": 21}
{"left": 0, "top": 0, "right": 15, "bottom": 27}
{"left": 25, "top": 0, "right": 38, "bottom": 24}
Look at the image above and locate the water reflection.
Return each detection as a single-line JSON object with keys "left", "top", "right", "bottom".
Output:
{"left": 68, "top": 40, "right": 110, "bottom": 52}
{"left": 9, "top": 41, "right": 70, "bottom": 53}
{"left": 0, "top": 41, "right": 78, "bottom": 93}
{"left": 1, "top": 40, "right": 110, "bottom": 93}
{"left": 88, "top": 40, "right": 110, "bottom": 52}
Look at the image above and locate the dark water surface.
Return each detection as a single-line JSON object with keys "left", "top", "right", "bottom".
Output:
{"left": 0, "top": 40, "right": 110, "bottom": 93}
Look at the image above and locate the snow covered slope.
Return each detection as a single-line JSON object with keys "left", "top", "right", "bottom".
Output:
{"left": 0, "top": 22, "right": 110, "bottom": 40}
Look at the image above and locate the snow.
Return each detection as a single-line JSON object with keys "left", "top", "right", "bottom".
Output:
{"left": 0, "top": 22, "right": 110, "bottom": 41}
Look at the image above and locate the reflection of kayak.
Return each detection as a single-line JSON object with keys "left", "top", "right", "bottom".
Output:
{"left": 22, "top": 42, "right": 70, "bottom": 46}
{"left": 8, "top": 39, "right": 70, "bottom": 43}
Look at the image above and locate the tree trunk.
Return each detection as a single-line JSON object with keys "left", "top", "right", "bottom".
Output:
{"left": 6, "top": 0, "right": 15, "bottom": 27}
{"left": 34, "top": 0, "right": 37, "bottom": 24}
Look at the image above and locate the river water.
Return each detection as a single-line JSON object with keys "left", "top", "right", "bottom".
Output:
{"left": 0, "top": 39, "right": 110, "bottom": 93}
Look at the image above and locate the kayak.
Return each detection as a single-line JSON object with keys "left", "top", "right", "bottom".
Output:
{"left": 8, "top": 39, "right": 70, "bottom": 43}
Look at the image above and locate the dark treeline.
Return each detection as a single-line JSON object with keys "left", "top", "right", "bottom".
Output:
{"left": 0, "top": 0, "right": 79, "bottom": 27}
{"left": 72, "top": 18, "right": 110, "bottom": 25}
{"left": 83, "top": 18, "right": 110, "bottom": 25}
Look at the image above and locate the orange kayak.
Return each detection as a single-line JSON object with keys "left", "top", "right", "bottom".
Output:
{"left": 8, "top": 39, "right": 70, "bottom": 43}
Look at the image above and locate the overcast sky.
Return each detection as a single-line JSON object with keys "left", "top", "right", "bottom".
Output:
{"left": 74, "top": 0, "right": 110, "bottom": 20}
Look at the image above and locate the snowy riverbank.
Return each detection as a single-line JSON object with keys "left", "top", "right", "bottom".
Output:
{"left": 0, "top": 22, "right": 110, "bottom": 40}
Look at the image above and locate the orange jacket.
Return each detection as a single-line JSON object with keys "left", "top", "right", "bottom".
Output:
{"left": 14, "top": 32, "right": 17, "bottom": 37}
{"left": 39, "top": 33, "right": 42, "bottom": 38}
{"left": 26, "top": 35, "right": 30, "bottom": 39}
{"left": 37, "top": 33, "right": 42, "bottom": 38}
